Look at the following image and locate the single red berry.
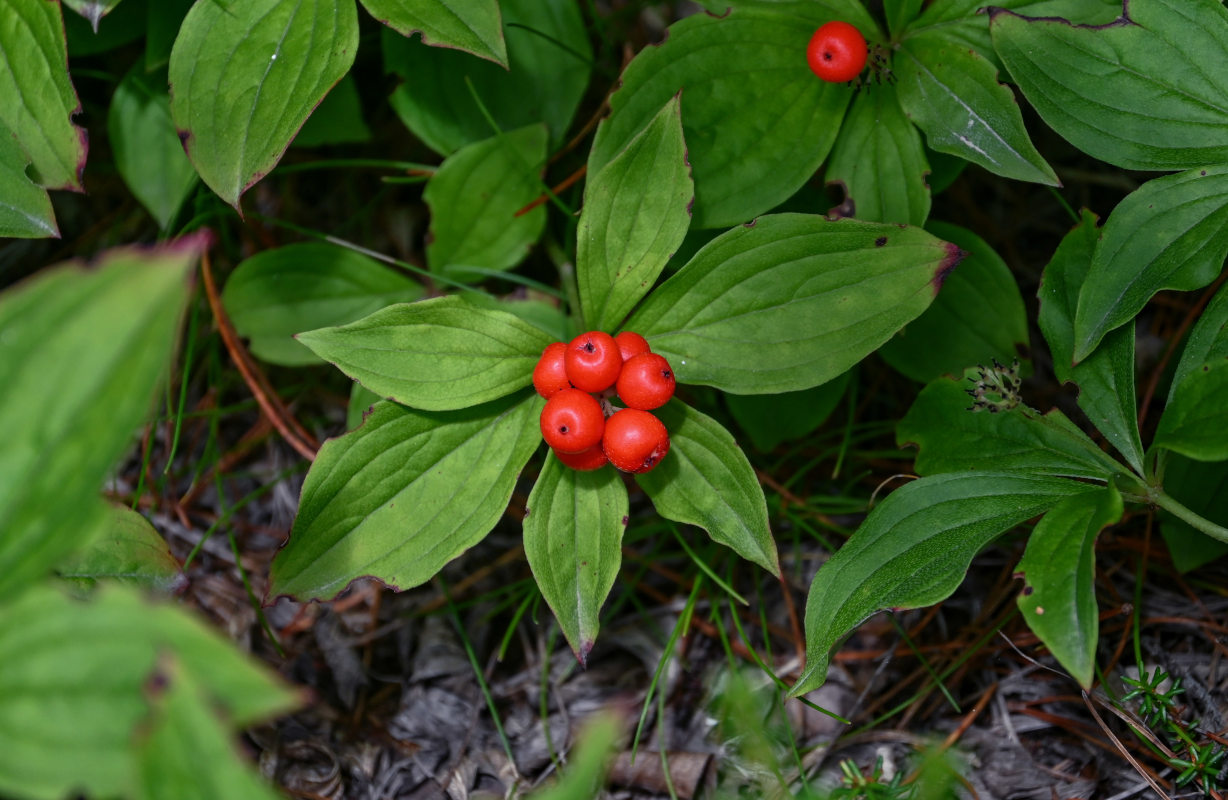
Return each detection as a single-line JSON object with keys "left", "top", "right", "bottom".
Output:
{"left": 616, "top": 353, "right": 675, "bottom": 411}
{"left": 564, "top": 331, "right": 623, "bottom": 393}
{"left": 532, "top": 342, "right": 571, "bottom": 398}
{"left": 554, "top": 443, "right": 608, "bottom": 471}
{"left": 614, "top": 331, "right": 651, "bottom": 362}
{"left": 603, "top": 408, "right": 670, "bottom": 473}
{"left": 806, "top": 21, "right": 867, "bottom": 83}
{"left": 540, "top": 389, "right": 606, "bottom": 453}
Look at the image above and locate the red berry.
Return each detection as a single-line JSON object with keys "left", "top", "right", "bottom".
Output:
{"left": 554, "top": 443, "right": 608, "bottom": 471}
{"left": 533, "top": 342, "right": 571, "bottom": 398}
{"left": 540, "top": 389, "right": 605, "bottom": 453}
{"left": 616, "top": 353, "right": 675, "bottom": 411}
{"left": 806, "top": 21, "right": 867, "bottom": 83}
{"left": 603, "top": 408, "right": 670, "bottom": 473}
{"left": 614, "top": 331, "right": 651, "bottom": 362}
{"left": 564, "top": 331, "right": 623, "bottom": 393}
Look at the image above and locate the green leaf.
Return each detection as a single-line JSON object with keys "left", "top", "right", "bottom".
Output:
{"left": 0, "top": 583, "right": 300, "bottom": 800}
{"left": 63, "top": 0, "right": 123, "bottom": 32}
{"left": 726, "top": 370, "right": 849, "bottom": 453}
{"left": 523, "top": 455, "right": 628, "bottom": 664}
{"left": 360, "top": 0, "right": 507, "bottom": 66}
{"left": 0, "top": 119, "right": 57, "bottom": 238}
{"left": 1154, "top": 362, "right": 1228, "bottom": 461}
{"left": 1157, "top": 283, "right": 1228, "bottom": 460}
{"left": 578, "top": 96, "right": 693, "bottom": 332}
{"left": 826, "top": 82, "right": 930, "bottom": 226}
{"left": 879, "top": 222, "right": 1028, "bottom": 383}
{"left": 989, "top": 1, "right": 1228, "bottom": 171}
{"left": 895, "top": 33, "right": 1058, "bottom": 186}
{"left": 1072, "top": 166, "right": 1228, "bottom": 361}
{"left": 0, "top": 0, "right": 87, "bottom": 190}
{"left": 222, "top": 242, "right": 423, "bottom": 367}
{"left": 885, "top": 0, "right": 923, "bottom": 36}
{"left": 292, "top": 74, "right": 372, "bottom": 147}
{"left": 1167, "top": 279, "right": 1228, "bottom": 404}
{"left": 168, "top": 0, "right": 359, "bottom": 209}
{"left": 0, "top": 237, "right": 201, "bottom": 603}
{"left": 423, "top": 124, "right": 548, "bottom": 282}
{"left": 626, "top": 213, "right": 964, "bottom": 394}
{"left": 1037, "top": 210, "right": 1144, "bottom": 474}
{"left": 57, "top": 503, "right": 186, "bottom": 594}
{"left": 1158, "top": 454, "right": 1228, "bottom": 572}
{"left": 146, "top": 0, "right": 193, "bottom": 71}
{"left": 897, "top": 375, "right": 1126, "bottom": 481}
{"left": 636, "top": 400, "right": 779, "bottom": 576}
{"left": 297, "top": 294, "right": 554, "bottom": 411}
{"left": 1016, "top": 484, "right": 1122, "bottom": 688}
{"left": 693, "top": 0, "right": 877, "bottom": 31}
{"left": 347, "top": 382, "right": 383, "bottom": 431}
{"left": 269, "top": 394, "right": 543, "bottom": 601}
{"left": 383, "top": 0, "right": 591, "bottom": 155}
{"left": 529, "top": 713, "right": 621, "bottom": 800}
{"left": 134, "top": 655, "right": 282, "bottom": 800}
{"left": 109, "top": 61, "right": 198, "bottom": 229}
{"left": 792, "top": 471, "right": 1094, "bottom": 695}
{"left": 588, "top": 8, "right": 852, "bottom": 229}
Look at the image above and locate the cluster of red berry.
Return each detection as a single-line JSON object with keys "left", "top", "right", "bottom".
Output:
{"left": 533, "top": 331, "right": 676, "bottom": 473}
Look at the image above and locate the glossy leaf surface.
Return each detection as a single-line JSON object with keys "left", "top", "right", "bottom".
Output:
{"left": 1037, "top": 210, "right": 1143, "bottom": 473}
{"left": 990, "top": 1, "right": 1228, "bottom": 170}
{"left": 0, "top": 120, "right": 57, "bottom": 238}
{"left": 223, "top": 243, "right": 423, "bottom": 367}
{"left": 169, "top": 0, "right": 359, "bottom": 208}
{"left": 1016, "top": 484, "right": 1122, "bottom": 688}
{"left": 1165, "top": 278, "right": 1228, "bottom": 402}
{"left": 825, "top": 83, "right": 930, "bottom": 226}
{"left": 1073, "top": 166, "right": 1228, "bottom": 361}
{"left": 0, "top": 237, "right": 200, "bottom": 603}
{"left": 879, "top": 222, "right": 1028, "bottom": 383}
{"left": 109, "top": 62, "right": 198, "bottom": 228}
{"left": 0, "top": 0, "right": 86, "bottom": 190}
{"left": 897, "top": 376, "right": 1125, "bottom": 481}
{"left": 0, "top": 583, "right": 299, "bottom": 800}
{"left": 589, "top": 8, "right": 851, "bottom": 229}
{"left": 423, "top": 124, "right": 547, "bottom": 282}
{"left": 794, "top": 472, "right": 1093, "bottom": 695}
{"left": 578, "top": 97, "right": 692, "bottom": 332}
{"left": 360, "top": 0, "right": 507, "bottom": 66}
{"left": 895, "top": 34, "right": 1058, "bottom": 186}
{"left": 1154, "top": 362, "right": 1228, "bottom": 461}
{"left": 626, "top": 214, "right": 964, "bottom": 394}
{"left": 524, "top": 455, "right": 628, "bottom": 664}
{"left": 297, "top": 295, "right": 554, "bottom": 411}
{"left": 269, "top": 395, "right": 542, "bottom": 601}
{"left": 636, "top": 401, "right": 778, "bottom": 576}
{"left": 384, "top": 0, "right": 590, "bottom": 154}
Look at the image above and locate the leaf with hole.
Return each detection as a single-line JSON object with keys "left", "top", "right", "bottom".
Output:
{"left": 168, "top": 0, "right": 359, "bottom": 208}
{"left": 223, "top": 243, "right": 423, "bottom": 367}
{"left": 626, "top": 214, "right": 964, "bottom": 394}
{"left": 578, "top": 96, "right": 693, "bottom": 332}
{"left": 636, "top": 400, "right": 778, "bottom": 576}
{"left": 297, "top": 295, "right": 555, "bottom": 411}
{"left": 524, "top": 455, "right": 628, "bottom": 664}
{"left": 269, "top": 394, "right": 543, "bottom": 601}
{"left": 1016, "top": 483, "right": 1122, "bottom": 688}
{"left": 0, "top": 0, "right": 87, "bottom": 190}
{"left": 0, "top": 119, "right": 57, "bottom": 239}
{"left": 792, "top": 472, "right": 1095, "bottom": 695}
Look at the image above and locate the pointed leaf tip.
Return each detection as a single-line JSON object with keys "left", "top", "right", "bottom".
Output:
{"left": 932, "top": 244, "right": 967, "bottom": 294}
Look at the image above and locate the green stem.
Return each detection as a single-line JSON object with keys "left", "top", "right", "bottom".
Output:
{"left": 1151, "top": 489, "right": 1228, "bottom": 544}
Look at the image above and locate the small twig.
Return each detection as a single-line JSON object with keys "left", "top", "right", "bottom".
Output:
{"left": 1083, "top": 690, "right": 1174, "bottom": 800}
{"left": 199, "top": 250, "right": 318, "bottom": 461}
{"left": 514, "top": 163, "right": 587, "bottom": 217}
